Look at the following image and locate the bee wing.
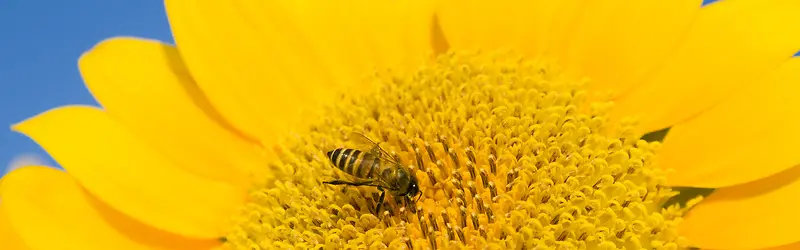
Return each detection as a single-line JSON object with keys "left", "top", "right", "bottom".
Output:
{"left": 348, "top": 132, "right": 412, "bottom": 185}
{"left": 348, "top": 132, "right": 413, "bottom": 173}
{"left": 345, "top": 166, "right": 395, "bottom": 189}
{"left": 347, "top": 132, "right": 395, "bottom": 158}
{"left": 374, "top": 175, "right": 396, "bottom": 189}
{"left": 376, "top": 153, "right": 404, "bottom": 169}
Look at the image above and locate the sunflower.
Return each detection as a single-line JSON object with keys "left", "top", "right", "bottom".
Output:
{"left": 2, "top": 0, "right": 800, "bottom": 249}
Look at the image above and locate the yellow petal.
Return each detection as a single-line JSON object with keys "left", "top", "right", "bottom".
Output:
{"left": 436, "top": 0, "right": 700, "bottom": 97}
{"left": 0, "top": 204, "right": 28, "bottom": 250}
{"left": 436, "top": 0, "right": 585, "bottom": 58}
{"left": 760, "top": 242, "right": 800, "bottom": 250}
{"left": 558, "top": 0, "right": 701, "bottom": 97}
{"left": 79, "top": 37, "right": 268, "bottom": 185}
{"left": 166, "top": 0, "right": 436, "bottom": 145}
{"left": 12, "top": 106, "right": 244, "bottom": 239}
{"left": 611, "top": 0, "right": 800, "bottom": 133}
{"left": 1, "top": 166, "right": 220, "bottom": 250}
{"left": 701, "top": 242, "right": 800, "bottom": 250}
{"left": 660, "top": 58, "right": 800, "bottom": 187}
{"left": 680, "top": 165, "right": 800, "bottom": 249}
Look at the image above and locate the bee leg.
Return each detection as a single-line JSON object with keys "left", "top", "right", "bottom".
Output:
{"left": 323, "top": 180, "right": 376, "bottom": 187}
{"left": 375, "top": 187, "right": 386, "bottom": 214}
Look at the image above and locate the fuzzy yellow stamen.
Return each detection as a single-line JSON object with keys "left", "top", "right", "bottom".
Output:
{"left": 225, "top": 51, "right": 690, "bottom": 249}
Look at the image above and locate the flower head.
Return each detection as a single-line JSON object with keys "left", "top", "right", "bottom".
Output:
{"left": 225, "top": 51, "right": 693, "bottom": 249}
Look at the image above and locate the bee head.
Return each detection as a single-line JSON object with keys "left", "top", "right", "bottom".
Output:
{"left": 406, "top": 177, "right": 420, "bottom": 201}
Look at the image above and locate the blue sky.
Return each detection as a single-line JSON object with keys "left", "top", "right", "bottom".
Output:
{"left": 0, "top": 1, "right": 174, "bottom": 174}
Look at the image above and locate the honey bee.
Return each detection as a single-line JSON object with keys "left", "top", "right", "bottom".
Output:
{"left": 324, "top": 132, "right": 422, "bottom": 214}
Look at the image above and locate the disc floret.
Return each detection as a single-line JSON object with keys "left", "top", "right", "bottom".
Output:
{"left": 226, "top": 51, "right": 690, "bottom": 250}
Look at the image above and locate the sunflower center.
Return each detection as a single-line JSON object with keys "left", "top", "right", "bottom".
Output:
{"left": 225, "top": 51, "right": 690, "bottom": 249}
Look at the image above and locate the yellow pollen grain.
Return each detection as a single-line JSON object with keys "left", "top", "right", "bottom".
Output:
{"left": 225, "top": 51, "right": 691, "bottom": 250}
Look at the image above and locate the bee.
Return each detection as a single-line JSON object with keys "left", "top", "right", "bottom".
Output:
{"left": 323, "top": 132, "right": 422, "bottom": 214}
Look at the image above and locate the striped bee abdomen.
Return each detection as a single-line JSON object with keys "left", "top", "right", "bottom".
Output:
{"left": 327, "top": 148, "right": 381, "bottom": 179}
{"left": 327, "top": 148, "right": 360, "bottom": 172}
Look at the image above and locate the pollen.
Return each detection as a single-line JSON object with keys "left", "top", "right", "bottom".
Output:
{"left": 225, "top": 51, "right": 691, "bottom": 249}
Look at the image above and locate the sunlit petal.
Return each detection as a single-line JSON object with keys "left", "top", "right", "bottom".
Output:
{"left": 660, "top": 58, "right": 800, "bottom": 187}
{"left": 436, "top": 0, "right": 701, "bottom": 100}
{"left": 680, "top": 165, "right": 800, "bottom": 249}
{"left": 0, "top": 204, "right": 28, "bottom": 250}
{"left": 1, "top": 166, "right": 220, "bottom": 250}
{"left": 559, "top": 0, "right": 701, "bottom": 98}
{"left": 611, "top": 0, "right": 800, "bottom": 133}
{"left": 166, "top": 0, "right": 436, "bottom": 146}
{"left": 436, "top": 0, "right": 584, "bottom": 57}
{"left": 80, "top": 37, "right": 268, "bottom": 184}
{"left": 13, "top": 106, "right": 244, "bottom": 239}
